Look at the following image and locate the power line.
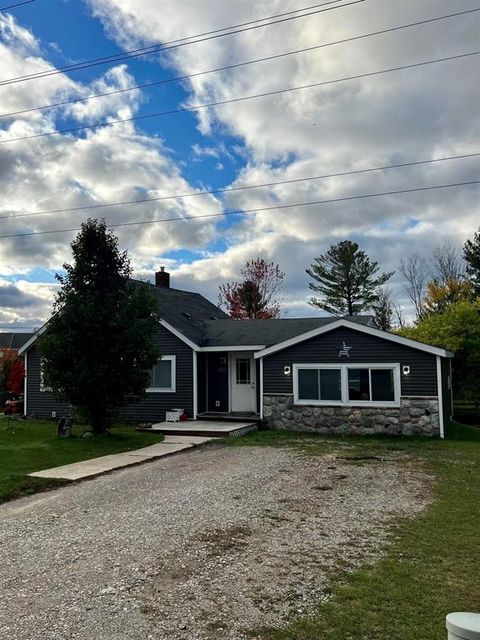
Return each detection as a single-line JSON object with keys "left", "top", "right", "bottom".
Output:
{"left": 2, "top": 49, "right": 478, "bottom": 145}
{"left": 2, "top": 10, "right": 478, "bottom": 122}
{"left": 1, "top": 180, "right": 478, "bottom": 240}
{"left": 0, "top": 0, "right": 36, "bottom": 10}
{"left": 0, "top": 0, "right": 362, "bottom": 87}
{"left": 2, "top": 151, "right": 479, "bottom": 222}
{"left": 1, "top": 5, "right": 477, "bottom": 92}
{"left": 0, "top": 39, "right": 333, "bottom": 119}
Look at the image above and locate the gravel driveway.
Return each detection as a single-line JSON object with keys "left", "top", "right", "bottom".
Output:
{"left": 0, "top": 443, "right": 431, "bottom": 640}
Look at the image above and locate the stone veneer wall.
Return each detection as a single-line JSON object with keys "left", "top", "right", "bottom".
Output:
{"left": 263, "top": 395, "right": 440, "bottom": 437}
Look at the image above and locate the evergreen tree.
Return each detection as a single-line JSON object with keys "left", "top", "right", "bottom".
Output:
{"left": 372, "top": 287, "right": 393, "bottom": 331}
{"left": 307, "top": 240, "right": 394, "bottom": 315}
{"left": 464, "top": 226, "right": 480, "bottom": 296}
{"left": 39, "top": 219, "right": 161, "bottom": 433}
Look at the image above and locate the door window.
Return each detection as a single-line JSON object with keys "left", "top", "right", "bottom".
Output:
{"left": 236, "top": 358, "right": 251, "bottom": 384}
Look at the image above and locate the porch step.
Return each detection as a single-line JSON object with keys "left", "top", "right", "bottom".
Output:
{"left": 197, "top": 412, "right": 262, "bottom": 423}
{"left": 137, "top": 420, "right": 258, "bottom": 438}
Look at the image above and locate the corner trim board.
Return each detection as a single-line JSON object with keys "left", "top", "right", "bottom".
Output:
{"left": 193, "top": 350, "right": 198, "bottom": 419}
{"left": 259, "top": 357, "right": 264, "bottom": 419}
{"left": 24, "top": 350, "right": 27, "bottom": 415}
{"left": 436, "top": 355, "right": 445, "bottom": 439}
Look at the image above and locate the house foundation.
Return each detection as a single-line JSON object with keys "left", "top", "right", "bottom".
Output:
{"left": 262, "top": 395, "right": 440, "bottom": 437}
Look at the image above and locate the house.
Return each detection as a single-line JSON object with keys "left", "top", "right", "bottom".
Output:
{"left": 18, "top": 269, "right": 454, "bottom": 437}
{"left": 0, "top": 332, "right": 34, "bottom": 360}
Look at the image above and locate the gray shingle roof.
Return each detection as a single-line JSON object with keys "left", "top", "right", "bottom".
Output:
{"left": 138, "top": 281, "right": 373, "bottom": 347}
{"left": 201, "top": 316, "right": 373, "bottom": 347}
{"left": 139, "top": 282, "right": 229, "bottom": 344}
{"left": 0, "top": 333, "right": 34, "bottom": 350}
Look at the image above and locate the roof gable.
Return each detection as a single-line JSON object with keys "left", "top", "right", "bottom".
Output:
{"left": 254, "top": 318, "right": 454, "bottom": 359}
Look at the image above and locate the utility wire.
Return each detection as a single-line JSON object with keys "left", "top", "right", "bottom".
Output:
{"left": 1, "top": 4, "right": 477, "bottom": 90}
{"left": 2, "top": 10, "right": 479, "bottom": 121}
{"left": 1, "top": 181, "right": 478, "bottom": 240}
{"left": 0, "top": 0, "right": 361, "bottom": 86}
{"left": 1, "top": 49, "right": 478, "bottom": 145}
{"left": 2, "top": 8, "right": 479, "bottom": 119}
{"left": 0, "top": 0, "right": 36, "bottom": 10}
{"left": 2, "top": 151, "right": 479, "bottom": 222}
{"left": 0, "top": 36, "right": 385, "bottom": 120}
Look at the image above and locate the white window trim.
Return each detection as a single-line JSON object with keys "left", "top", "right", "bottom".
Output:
{"left": 147, "top": 355, "right": 176, "bottom": 393}
{"left": 293, "top": 363, "right": 344, "bottom": 406}
{"left": 293, "top": 363, "right": 401, "bottom": 408}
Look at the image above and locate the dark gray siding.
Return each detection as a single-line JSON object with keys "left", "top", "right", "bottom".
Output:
{"left": 25, "top": 346, "right": 71, "bottom": 418}
{"left": 25, "top": 324, "right": 194, "bottom": 422}
{"left": 121, "top": 324, "right": 194, "bottom": 422}
{"left": 262, "top": 327, "right": 438, "bottom": 397}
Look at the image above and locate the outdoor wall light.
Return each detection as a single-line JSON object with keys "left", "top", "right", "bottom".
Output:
{"left": 284, "top": 365, "right": 291, "bottom": 376}
{"left": 402, "top": 365, "right": 411, "bottom": 376}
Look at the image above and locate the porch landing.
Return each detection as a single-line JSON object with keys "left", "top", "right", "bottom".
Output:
{"left": 137, "top": 420, "right": 258, "bottom": 438}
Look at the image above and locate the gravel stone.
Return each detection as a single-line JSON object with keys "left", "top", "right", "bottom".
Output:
{"left": 0, "top": 444, "right": 432, "bottom": 640}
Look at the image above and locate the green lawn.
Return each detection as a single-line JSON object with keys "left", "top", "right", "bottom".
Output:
{"left": 231, "top": 423, "right": 480, "bottom": 640}
{"left": 0, "top": 417, "right": 163, "bottom": 503}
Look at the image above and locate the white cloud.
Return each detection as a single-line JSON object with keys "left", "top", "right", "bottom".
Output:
{"left": 0, "top": 1, "right": 479, "bottom": 325}
{"left": 84, "top": 0, "right": 479, "bottom": 316}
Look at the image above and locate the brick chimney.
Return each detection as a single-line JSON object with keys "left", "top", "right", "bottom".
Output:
{"left": 155, "top": 267, "right": 170, "bottom": 288}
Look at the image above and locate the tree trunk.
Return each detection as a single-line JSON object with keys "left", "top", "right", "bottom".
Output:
{"left": 90, "top": 406, "right": 108, "bottom": 434}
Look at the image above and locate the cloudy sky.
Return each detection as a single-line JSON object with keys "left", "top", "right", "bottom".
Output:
{"left": 0, "top": 0, "right": 479, "bottom": 329}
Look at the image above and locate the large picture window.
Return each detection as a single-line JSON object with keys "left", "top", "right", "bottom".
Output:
{"left": 297, "top": 368, "right": 342, "bottom": 401}
{"left": 293, "top": 363, "right": 400, "bottom": 407}
{"left": 147, "top": 356, "right": 176, "bottom": 392}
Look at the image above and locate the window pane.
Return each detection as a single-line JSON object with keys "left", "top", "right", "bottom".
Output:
{"left": 236, "top": 359, "right": 251, "bottom": 384}
{"left": 319, "top": 369, "right": 342, "bottom": 401}
{"left": 348, "top": 368, "right": 370, "bottom": 401}
{"left": 371, "top": 369, "right": 395, "bottom": 401}
{"left": 298, "top": 369, "right": 319, "bottom": 400}
{"left": 151, "top": 360, "right": 172, "bottom": 388}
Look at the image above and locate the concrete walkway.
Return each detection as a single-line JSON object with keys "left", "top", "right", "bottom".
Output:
{"left": 28, "top": 435, "right": 214, "bottom": 481}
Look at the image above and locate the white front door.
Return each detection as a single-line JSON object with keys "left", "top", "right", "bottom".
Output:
{"left": 230, "top": 352, "right": 256, "bottom": 413}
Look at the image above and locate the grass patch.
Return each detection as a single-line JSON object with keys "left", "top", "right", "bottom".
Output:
{"left": 232, "top": 424, "right": 480, "bottom": 639}
{"left": 0, "top": 417, "right": 163, "bottom": 503}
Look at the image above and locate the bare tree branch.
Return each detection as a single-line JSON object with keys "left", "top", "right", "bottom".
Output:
{"left": 432, "top": 240, "right": 465, "bottom": 283}
{"left": 399, "top": 254, "right": 429, "bottom": 322}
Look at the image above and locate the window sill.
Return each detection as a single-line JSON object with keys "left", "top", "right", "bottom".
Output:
{"left": 295, "top": 399, "right": 343, "bottom": 406}
{"left": 294, "top": 399, "right": 400, "bottom": 408}
{"left": 146, "top": 388, "right": 176, "bottom": 393}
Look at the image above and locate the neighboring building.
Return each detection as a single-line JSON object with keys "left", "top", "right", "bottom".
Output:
{"left": 0, "top": 332, "right": 34, "bottom": 362}
{"left": 18, "top": 270, "right": 454, "bottom": 437}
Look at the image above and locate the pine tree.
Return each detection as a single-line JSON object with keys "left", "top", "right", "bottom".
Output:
{"left": 307, "top": 240, "right": 394, "bottom": 316}
{"left": 372, "top": 287, "right": 393, "bottom": 330}
{"left": 39, "top": 219, "right": 161, "bottom": 433}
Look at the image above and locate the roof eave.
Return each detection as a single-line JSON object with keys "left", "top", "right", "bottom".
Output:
{"left": 18, "top": 324, "right": 48, "bottom": 355}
